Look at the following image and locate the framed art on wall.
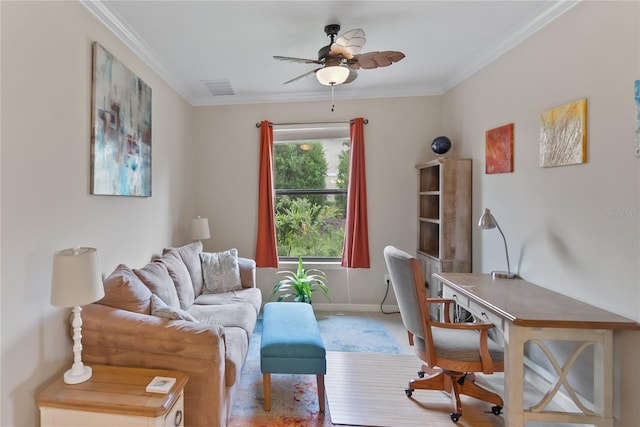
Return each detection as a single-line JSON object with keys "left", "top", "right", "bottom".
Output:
{"left": 485, "top": 123, "right": 514, "bottom": 174}
{"left": 540, "top": 98, "right": 586, "bottom": 168}
{"left": 90, "top": 42, "right": 152, "bottom": 197}
{"left": 635, "top": 80, "right": 639, "bottom": 157}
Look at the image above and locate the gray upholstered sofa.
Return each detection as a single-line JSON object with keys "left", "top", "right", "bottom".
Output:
{"left": 79, "top": 242, "right": 261, "bottom": 427}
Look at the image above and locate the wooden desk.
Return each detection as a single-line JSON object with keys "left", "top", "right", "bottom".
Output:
{"left": 434, "top": 272, "right": 639, "bottom": 427}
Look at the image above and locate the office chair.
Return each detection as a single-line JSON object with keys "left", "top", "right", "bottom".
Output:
{"left": 383, "top": 245, "right": 504, "bottom": 423}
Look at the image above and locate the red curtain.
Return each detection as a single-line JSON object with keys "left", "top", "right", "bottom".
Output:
{"left": 255, "top": 120, "right": 278, "bottom": 267}
{"left": 341, "top": 118, "right": 370, "bottom": 268}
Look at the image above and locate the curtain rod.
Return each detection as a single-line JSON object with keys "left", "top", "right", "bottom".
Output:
{"left": 255, "top": 119, "right": 368, "bottom": 128}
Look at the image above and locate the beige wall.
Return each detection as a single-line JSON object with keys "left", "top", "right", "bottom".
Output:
{"left": 1, "top": 2, "right": 194, "bottom": 425}
{"left": 2, "top": 0, "right": 639, "bottom": 426}
{"left": 193, "top": 97, "right": 443, "bottom": 308}
{"left": 442, "top": 2, "right": 640, "bottom": 425}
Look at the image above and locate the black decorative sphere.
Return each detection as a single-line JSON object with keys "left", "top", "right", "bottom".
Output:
{"left": 431, "top": 136, "right": 452, "bottom": 155}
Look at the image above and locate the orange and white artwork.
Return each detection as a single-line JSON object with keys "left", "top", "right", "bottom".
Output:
{"left": 540, "top": 99, "right": 586, "bottom": 167}
{"left": 485, "top": 123, "right": 514, "bottom": 174}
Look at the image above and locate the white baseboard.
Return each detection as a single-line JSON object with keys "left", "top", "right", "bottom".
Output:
{"left": 309, "top": 303, "right": 400, "bottom": 313}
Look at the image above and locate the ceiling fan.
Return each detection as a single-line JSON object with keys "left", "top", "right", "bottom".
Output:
{"left": 274, "top": 24, "right": 406, "bottom": 87}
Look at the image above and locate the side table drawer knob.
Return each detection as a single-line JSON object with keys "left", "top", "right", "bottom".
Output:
{"left": 174, "top": 410, "right": 183, "bottom": 426}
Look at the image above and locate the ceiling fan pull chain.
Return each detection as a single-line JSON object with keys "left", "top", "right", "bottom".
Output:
{"left": 331, "top": 83, "right": 336, "bottom": 112}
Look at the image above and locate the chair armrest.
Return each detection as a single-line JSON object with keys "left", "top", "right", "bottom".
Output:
{"left": 431, "top": 320, "right": 497, "bottom": 374}
{"left": 426, "top": 298, "right": 456, "bottom": 323}
{"left": 238, "top": 257, "right": 256, "bottom": 288}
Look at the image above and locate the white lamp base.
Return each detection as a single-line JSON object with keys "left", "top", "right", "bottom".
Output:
{"left": 492, "top": 271, "right": 517, "bottom": 279}
{"left": 64, "top": 364, "right": 92, "bottom": 384}
{"left": 64, "top": 305, "right": 93, "bottom": 384}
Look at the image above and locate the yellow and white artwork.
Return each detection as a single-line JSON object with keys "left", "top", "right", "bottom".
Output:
{"left": 540, "top": 99, "right": 586, "bottom": 167}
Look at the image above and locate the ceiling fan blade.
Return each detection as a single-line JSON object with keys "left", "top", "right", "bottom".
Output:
{"left": 274, "top": 56, "right": 323, "bottom": 65}
{"left": 351, "top": 51, "right": 406, "bottom": 70}
{"left": 283, "top": 68, "right": 322, "bottom": 84}
{"left": 330, "top": 28, "right": 366, "bottom": 59}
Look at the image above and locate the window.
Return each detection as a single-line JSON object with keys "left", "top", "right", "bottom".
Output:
{"left": 273, "top": 124, "right": 350, "bottom": 261}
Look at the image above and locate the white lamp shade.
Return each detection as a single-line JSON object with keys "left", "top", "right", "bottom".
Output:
{"left": 316, "top": 66, "right": 349, "bottom": 86}
{"left": 51, "top": 247, "right": 104, "bottom": 307}
{"left": 191, "top": 217, "right": 211, "bottom": 240}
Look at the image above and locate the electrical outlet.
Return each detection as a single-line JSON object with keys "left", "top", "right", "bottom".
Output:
{"left": 384, "top": 274, "right": 390, "bottom": 286}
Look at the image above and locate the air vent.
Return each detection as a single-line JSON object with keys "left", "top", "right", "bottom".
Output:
{"left": 202, "top": 79, "right": 234, "bottom": 96}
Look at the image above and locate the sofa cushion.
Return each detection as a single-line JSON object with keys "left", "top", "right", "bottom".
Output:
{"left": 221, "top": 326, "right": 249, "bottom": 387}
{"left": 164, "top": 242, "right": 204, "bottom": 297}
{"left": 187, "top": 302, "right": 258, "bottom": 336}
{"left": 157, "top": 249, "right": 195, "bottom": 310}
{"left": 134, "top": 261, "right": 181, "bottom": 308}
{"left": 150, "top": 294, "right": 199, "bottom": 322}
{"left": 200, "top": 249, "right": 242, "bottom": 294}
{"left": 98, "top": 264, "right": 152, "bottom": 314}
{"left": 194, "top": 288, "right": 262, "bottom": 315}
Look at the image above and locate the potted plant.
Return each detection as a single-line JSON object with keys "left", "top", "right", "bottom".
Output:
{"left": 271, "top": 257, "right": 329, "bottom": 304}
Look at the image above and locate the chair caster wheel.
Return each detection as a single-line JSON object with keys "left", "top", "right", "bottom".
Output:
{"left": 417, "top": 370, "right": 425, "bottom": 378}
{"left": 492, "top": 405, "right": 503, "bottom": 416}
{"left": 405, "top": 388, "right": 413, "bottom": 397}
{"left": 450, "top": 413, "right": 461, "bottom": 422}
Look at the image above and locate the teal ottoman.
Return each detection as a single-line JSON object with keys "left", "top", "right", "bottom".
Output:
{"left": 260, "top": 302, "right": 326, "bottom": 412}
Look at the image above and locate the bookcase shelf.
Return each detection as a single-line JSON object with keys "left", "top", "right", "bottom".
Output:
{"left": 416, "top": 158, "right": 472, "bottom": 319}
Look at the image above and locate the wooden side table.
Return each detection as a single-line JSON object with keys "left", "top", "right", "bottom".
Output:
{"left": 36, "top": 365, "right": 188, "bottom": 427}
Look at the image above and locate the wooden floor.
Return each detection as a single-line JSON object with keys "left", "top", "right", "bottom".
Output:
{"left": 322, "top": 311, "right": 579, "bottom": 427}
{"left": 325, "top": 352, "right": 505, "bottom": 427}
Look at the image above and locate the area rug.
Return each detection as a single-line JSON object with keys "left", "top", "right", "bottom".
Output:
{"left": 229, "top": 313, "right": 404, "bottom": 426}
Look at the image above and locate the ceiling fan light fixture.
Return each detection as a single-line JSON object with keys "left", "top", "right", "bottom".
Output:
{"left": 316, "top": 66, "right": 349, "bottom": 86}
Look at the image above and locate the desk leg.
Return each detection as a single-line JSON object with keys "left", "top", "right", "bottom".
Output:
{"left": 509, "top": 327, "right": 614, "bottom": 426}
{"left": 594, "top": 330, "right": 614, "bottom": 427}
{"left": 504, "top": 323, "right": 526, "bottom": 427}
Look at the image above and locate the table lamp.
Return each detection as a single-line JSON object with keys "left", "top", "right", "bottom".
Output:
{"left": 51, "top": 247, "right": 105, "bottom": 384}
{"left": 478, "top": 208, "right": 517, "bottom": 279}
{"left": 191, "top": 216, "right": 211, "bottom": 241}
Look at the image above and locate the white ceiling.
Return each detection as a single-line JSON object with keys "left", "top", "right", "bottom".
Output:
{"left": 82, "top": 1, "right": 578, "bottom": 107}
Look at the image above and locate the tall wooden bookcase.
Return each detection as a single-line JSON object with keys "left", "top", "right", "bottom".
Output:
{"left": 416, "top": 158, "right": 472, "bottom": 319}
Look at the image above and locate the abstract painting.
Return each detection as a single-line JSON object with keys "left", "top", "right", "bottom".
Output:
{"left": 91, "top": 42, "right": 152, "bottom": 196}
{"left": 635, "top": 80, "right": 640, "bottom": 157}
{"left": 485, "top": 123, "right": 514, "bottom": 174}
{"left": 540, "top": 99, "right": 586, "bottom": 167}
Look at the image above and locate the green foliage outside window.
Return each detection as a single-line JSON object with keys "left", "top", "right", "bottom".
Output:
{"left": 274, "top": 140, "right": 350, "bottom": 259}
{"left": 275, "top": 196, "right": 344, "bottom": 257}
{"left": 336, "top": 140, "right": 350, "bottom": 212}
{"left": 274, "top": 143, "right": 326, "bottom": 189}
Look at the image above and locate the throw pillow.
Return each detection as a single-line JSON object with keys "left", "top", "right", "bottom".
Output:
{"left": 98, "top": 264, "right": 152, "bottom": 314}
{"left": 150, "top": 294, "right": 199, "bottom": 322}
{"left": 164, "top": 242, "right": 204, "bottom": 297}
{"left": 157, "top": 249, "right": 195, "bottom": 310}
{"left": 200, "top": 248, "right": 242, "bottom": 294}
{"left": 133, "top": 261, "right": 181, "bottom": 308}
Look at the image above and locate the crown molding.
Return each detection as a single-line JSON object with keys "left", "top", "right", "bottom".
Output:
{"left": 188, "top": 85, "right": 441, "bottom": 107}
{"left": 441, "top": 1, "right": 581, "bottom": 92}
{"left": 80, "top": 0, "right": 194, "bottom": 104}
{"left": 81, "top": 0, "right": 579, "bottom": 107}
